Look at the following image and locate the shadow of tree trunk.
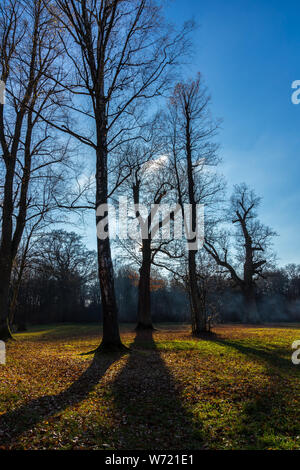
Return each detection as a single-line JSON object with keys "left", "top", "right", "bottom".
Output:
{"left": 0, "top": 353, "right": 123, "bottom": 448}
{"left": 207, "top": 336, "right": 299, "bottom": 449}
{"left": 110, "top": 329, "right": 204, "bottom": 450}
{"left": 210, "top": 337, "right": 296, "bottom": 372}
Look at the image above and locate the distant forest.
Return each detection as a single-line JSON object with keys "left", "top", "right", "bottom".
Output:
{"left": 10, "top": 230, "right": 300, "bottom": 331}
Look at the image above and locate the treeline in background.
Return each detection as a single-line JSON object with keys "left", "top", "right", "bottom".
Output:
{"left": 10, "top": 230, "right": 300, "bottom": 331}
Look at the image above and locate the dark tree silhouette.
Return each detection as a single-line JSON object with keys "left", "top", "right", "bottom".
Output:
{"left": 167, "top": 74, "right": 221, "bottom": 334}
{"left": 0, "top": 0, "right": 68, "bottom": 340}
{"left": 205, "top": 184, "right": 277, "bottom": 323}
{"left": 42, "top": 0, "right": 193, "bottom": 351}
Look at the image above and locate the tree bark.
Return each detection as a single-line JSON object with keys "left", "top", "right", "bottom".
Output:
{"left": 97, "top": 237, "right": 124, "bottom": 351}
{"left": 0, "top": 257, "right": 13, "bottom": 340}
{"left": 243, "top": 285, "right": 260, "bottom": 324}
{"left": 95, "top": 112, "right": 125, "bottom": 352}
{"left": 136, "top": 239, "right": 154, "bottom": 330}
{"left": 188, "top": 250, "right": 206, "bottom": 335}
{"left": 243, "top": 250, "right": 261, "bottom": 324}
{"left": 185, "top": 106, "right": 208, "bottom": 334}
{"left": 0, "top": 161, "right": 14, "bottom": 341}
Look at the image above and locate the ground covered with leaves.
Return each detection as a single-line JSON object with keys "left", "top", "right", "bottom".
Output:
{"left": 0, "top": 323, "right": 299, "bottom": 450}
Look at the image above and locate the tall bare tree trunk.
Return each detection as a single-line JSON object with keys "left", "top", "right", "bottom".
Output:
{"left": 95, "top": 115, "right": 124, "bottom": 351}
{"left": 170, "top": 76, "right": 220, "bottom": 335}
{"left": 0, "top": 162, "right": 15, "bottom": 340}
{"left": 137, "top": 239, "right": 153, "bottom": 330}
{"left": 243, "top": 285, "right": 260, "bottom": 324}
{"left": 9, "top": 274, "right": 21, "bottom": 329}
{"left": 97, "top": 238, "right": 123, "bottom": 350}
{"left": 188, "top": 250, "right": 206, "bottom": 334}
{"left": 185, "top": 109, "right": 207, "bottom": 334}
{"left": 0, "top": 257, "right": 13, "bottom": 340}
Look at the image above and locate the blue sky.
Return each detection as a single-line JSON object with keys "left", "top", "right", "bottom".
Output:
{"left": 78, "top": 0, "right": 300, "bottom": 267}
{"left": 163, "top": 0, "right": 300, "bottom": 266}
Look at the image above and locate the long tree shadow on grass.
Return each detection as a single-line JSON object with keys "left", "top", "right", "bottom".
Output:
{"left": 0, "top": 352, "right": 123, "bottom": 448}
{"left": 110, "top": 329, "right": 204, "bottom": 450}
{"left": 208, "top": 336, "right": 299, "bottom": 449}
{"left": 210, "top": 336, "right": 298, "bottom": 373}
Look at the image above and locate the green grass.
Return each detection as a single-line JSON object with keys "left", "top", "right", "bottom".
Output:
{"left": 0, "top": 323, "right": 299, "bottom": 450}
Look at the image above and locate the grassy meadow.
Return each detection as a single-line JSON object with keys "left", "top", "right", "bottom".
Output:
{"left": 0, "top": 323, "right": 299, "bottom": 450}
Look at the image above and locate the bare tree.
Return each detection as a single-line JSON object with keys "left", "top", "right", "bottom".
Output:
{"left": 0, "top": 0, "right": 68, "bottom": 340}
{"left": 9, "top": 215, "right": 47, "bottom": 330}
{"left": 8, "top": 179, "right": 68, "bottom": 331}
{"left": 116, "top": 140, "right": 175, "bottom": 329}
{"left": 12, "top": 229, "right": 98, "bottom": 326}
{"left": 167, "top": 74, "right": 222, "bottom": 335}
{"left": 205, "top": 183, "right": 277, "bottom": 323}
{"left": 44, "top": 0, "right": 193, "bottom": 351}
